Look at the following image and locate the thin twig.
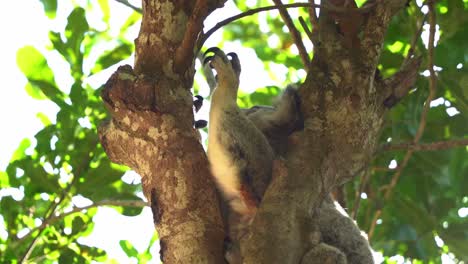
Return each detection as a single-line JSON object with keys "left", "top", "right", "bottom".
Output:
{"left": 16, "top": 200, "right": 148, "bottom": 252}
{"left": 307, "top": 0, "right": 319, "bottom": 30}
{"left": 114, "top": 0, "right": 142, "bottom": 13}
{"left": 198, "top": 2, "right": 374, "bottom": 49}
{"left": 351, "top": 169, "right": 371, "bottom": 220}
{"left": 54, "top": 200, "right": 148, "bottom": 223}
{"left": 19, "top": 140, "right": 98, "bottom": 263}
{"left": 382, "top": 139, "right": 468, "bottom": 152}
{"left": 19, "top": 180, "right": 77, "bottom": 263}
{"left": 404, "top": 14, "right": 427, "bottom": 64}
{"left": 272, "top": 0, "right": 310, "bottom": 70}
{"left": 298, "top": 16, "right": 315, "bottom": 46}
{"left": 368, "top": 0, "right": 438, "bottom": 239}
{"left": 372, "top": 166, "right": 397, "bottom": 172}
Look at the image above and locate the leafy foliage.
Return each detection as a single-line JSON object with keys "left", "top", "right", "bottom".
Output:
{"left": 1, "top": 0, "right": 467, "bottom": 263}
{"left": 0, "top": 1, "right": 143, "bottom": 262}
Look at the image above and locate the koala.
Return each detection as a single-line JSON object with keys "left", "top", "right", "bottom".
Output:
{"left": 204, "top": 47, "right": 302, "bottom": 263}
{"left": 204, "top": 48, "right": 373, "bottom": 264}
{"left": 204, "top": 47, "right": 275, "bottom": 217}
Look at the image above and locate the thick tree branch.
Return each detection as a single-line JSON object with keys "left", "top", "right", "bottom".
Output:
{"left": 381, "top": 56, "right": 422, "bottom": 108}
{"left": 102, "top": 1, "right": 227, "bottom": 262}
{"left": 360, "top": 0, "right": 409, "bottom": 74}
{"left": 272, "top": 0, "right": 310, "bottom": 70}
{"left": 175, "top": 0, "right": 210, "bottom": 73}
{"left": 369, "top": 0, "right": 438, "bottom": 239}
{"left": 99, "top": 65, "right": 225, "bottom": 263}
{"left": 379, "top": 13, "right": 426, "bottom": 107}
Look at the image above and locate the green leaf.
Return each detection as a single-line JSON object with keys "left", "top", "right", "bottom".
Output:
{"left": 36, "top": 112, "right": 52, "bottom": 126}
{"left": 25, "top": 160, "right": 61, "bottom": 194}
{"left": 39, "top": 0, "right": 57, "bottom": 19}
{"left": 80, "top": 244, "right": 107, "bottom": 260}
{"left": 97, "top": 0, "right": 110, "bottom": 23}
{"left": 64, "top": 7, "right": 89, "bottom": 77}
{"left": 0, "top": 171, "right": 9, "bottom": 187}
{"left": 71, "top": 215, "right": 86, "bottom": 235}
{"left": 10, "top": 139, "right": 31, "bottom": 163}
{"left": 70, "top": 82, "right": 88, "bottom": 107}
{"left": 439, "top": 221, "right": 468, "bottom": 260}
{"left": 114, "top": 194, "right": 145, "bottom": 216}
{"left": 58, "top": 247, "right": 85, "bottom": 263}
{"left": 76, "top": 159, "right": 129, "bottom": 201}
{"left": 91, "top": 42, "right": 133, "bottom": 74}
{"left": 49, "top": 31, "right": 68, "bottom": 61}
{"left": 0, "top": 196, "right": 20, "bottom": 236}
{"left": 24, "top": 82, "right": 47, "bottom": 100}
{"left": 390, "top": 195, "right": 437, "bottom": 234}
{"left": 119, "top": 240, "right": 138, "bottom": 257}
{"left": 16, "top": 46, "right": 53, "bottom": 84}
{"left": 250, "top": 86, "right": 281, "bottom": 105}
{"left": 16, "top": 46, "right": 63, "bottom": 103}
{"left": 29, "top": 80, "right": 66, "bottom": 106}
{"left": 121, "top": 12, "right": 142, "bottom": 33}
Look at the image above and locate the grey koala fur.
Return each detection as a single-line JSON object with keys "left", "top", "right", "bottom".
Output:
{"left": 205, "top": 48, "right": 275, "bottom": 217}
{"left": 204, "top": 47, "right": 373, "bottom": 264}
{"left": 205, "top": 47, "right": 302, "bottom": 264}
{"left": 205, "top": 47, "right": 302, "bottom": 216}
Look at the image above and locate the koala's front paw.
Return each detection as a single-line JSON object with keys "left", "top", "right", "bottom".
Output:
{"left": 204, "top": 47, "right": 241, "bottom": 87}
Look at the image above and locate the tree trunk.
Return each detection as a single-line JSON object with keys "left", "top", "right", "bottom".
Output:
{"left": 98, "top": 0, "right": 421, "bottom": 263}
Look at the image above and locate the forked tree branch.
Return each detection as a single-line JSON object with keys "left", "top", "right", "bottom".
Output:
{"left": 198, "top": 2, "right": 374, "bottom": 49}
{"left": 272, "top": 0, "right": 310, "bottom": 70}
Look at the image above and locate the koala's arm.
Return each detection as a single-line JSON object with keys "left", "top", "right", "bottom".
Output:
{"left": 205, "top": 48, "right": 274, "bottom": 216}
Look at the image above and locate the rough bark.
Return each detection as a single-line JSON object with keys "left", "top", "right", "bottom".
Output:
{"left": 242, "top": 0, "right": 418, "bottom": 263}
{"left": 99, "top": 0, "right": 227, "bottom": 263}
{"left": 98, "top": 0, "right": 421, "bottom": 263}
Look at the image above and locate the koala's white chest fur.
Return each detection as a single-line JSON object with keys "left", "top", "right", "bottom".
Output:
{"left": 208, "top": 104, "right": 241, "bottom": 199}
